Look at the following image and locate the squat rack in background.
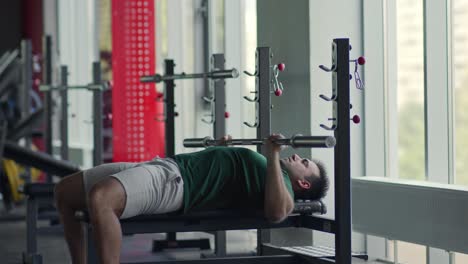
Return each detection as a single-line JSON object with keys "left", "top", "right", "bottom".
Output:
{"left": 143, "top": 54, "right": 232, "bottom": 256}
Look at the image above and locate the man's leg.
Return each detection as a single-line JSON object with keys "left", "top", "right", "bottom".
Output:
{"left": 54, "top": 171, "right": 87, "bottom": 264}
{"left": 87, "top": 178, "right": 126, "bottom": 264}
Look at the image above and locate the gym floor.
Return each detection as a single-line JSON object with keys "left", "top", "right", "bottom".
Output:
{"left": 0, "top": 204, "right": 257, "bottom": 264}
{"left": 0, "top": 205, "right": 379, "bottom": 264}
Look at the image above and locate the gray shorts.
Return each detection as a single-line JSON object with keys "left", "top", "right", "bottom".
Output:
{"left": 82, "top": 158, "right": 184, "bottom": 219}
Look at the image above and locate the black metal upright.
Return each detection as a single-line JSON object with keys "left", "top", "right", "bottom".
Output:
{"left": 20, "top": 40, "right": 32, "bottom": 135}
{"left": 42, "top": 35, "right": 53, "bottom": 182}
{"left": 256, "top": 47, "right": 272, "bottom": 154}
{"left": 164, "top": 59, "right": 176, "bottom": 158}
{"left": 255, "top": 47, "right": 272, "bottom": 254}
{"left": 163, "top": 59, "right": 177, "bottom": 243}
{"left": 60, "top": 66, "right": 69, "bottom": 160}
{"left": 212, "top": 54, "right": 227, "bottom": 257}
{"left": 212, "top": 54, "right": 226, "bottom": 139}
{"left": 201, "top": 0, "right": 210, "bottom": 101}
{"left": 43, "top": 37, "right": 53, "bottom": 153}
{"left": 333, "top": 38, "right": 352, "bottom": 264}
{"left": 92, "top": 62, "right": 103, "bottom": 166}
{"left": 20, "top": 40, "right": 33, "bottom": 183}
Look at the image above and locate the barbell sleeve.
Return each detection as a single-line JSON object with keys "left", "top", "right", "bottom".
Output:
{"left": 140, "top": 74, "right": 163, "bottom": 83}
{"left": 207, "top": 69, "right": 239, "bottom": 79}
{"left": 140, "top": 69, "right": 239, "bottom": 83}
{"left": 183, "top": 136, "right": 336, "bottom": 148}
{"left": 183, "top": 137, "right": 214, "bottom": 148}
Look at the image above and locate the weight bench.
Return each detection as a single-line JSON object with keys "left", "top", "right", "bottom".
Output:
{"left": 74, "top": 200, "right": 342, "bottom": 264}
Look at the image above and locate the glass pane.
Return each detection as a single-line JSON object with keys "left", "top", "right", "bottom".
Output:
{"left": 242, "top": 0, "right": 257, "bottom": 140}
{"left": 396, "top": 0, "right": 426, "bottom": 180}
{"left": 453, "top": 0, "right": 468, "bottom": 186}
{"left": 455, "top": 252, "right": 468, "bottom": 264}
{"left": 397, "top": 241, "right": 426, "bottom": 264}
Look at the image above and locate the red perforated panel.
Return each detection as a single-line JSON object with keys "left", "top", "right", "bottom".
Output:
{"left": 111, "top": 0, "right": 164, "bottom": 162}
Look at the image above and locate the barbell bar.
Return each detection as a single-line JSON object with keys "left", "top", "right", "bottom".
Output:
{"left": 184, "top": 135, "right": 336, "bottom": 148}
{"left": 140, "top": 69, "right": 239, "bottom": 83}
{"left": 39, "top": 83, "right": 108, "bottom": 92}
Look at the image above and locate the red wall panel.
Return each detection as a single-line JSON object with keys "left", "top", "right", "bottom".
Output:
{"left": 111, "top": 0, "right": 164, "bottom": 162}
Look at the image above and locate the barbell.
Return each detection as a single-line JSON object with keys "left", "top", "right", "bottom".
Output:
{"left": 183, "top": 135, "right": 336, "bottom": 148}
{"left": 140, "top": 69, "right": 239, "bottom": 83}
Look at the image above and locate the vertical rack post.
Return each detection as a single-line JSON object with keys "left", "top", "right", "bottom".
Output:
{"left": 333, "top": 38, "right": 352, "bottom": 264}
{"left": 163, "top": 59, "right": 177, "bottom": 243}
{"left": 256, "top": 47, "right": 272, "bottom": 154}
{"left": 212, "top": 54, "right": 226, "bottom": 139}
{"left": 256, "top": 47, "right": 272, "bottom": 254}
{"left": 20, "top": 40, "right": 33, "bottom": 137}
{"left": 212, "top": 53, "right": 227, "bottom": 257}
{"left": 25, "top": 195, "right": 38, "bottom": 257}
{"left": 60, "top": 66, "right": 69, "bottom": 160}
{"left": 43, "top": 36, "right": 53, "bottom": 154}
{"left": 92, "top": 62, "right": 103, "bottom": 166}
{"left": 20, "top": 39, "right": 33, "bottom": 183}
{"left": 164, "top": 59, "right": 176, "bottom": 158}
{"left": 42, "top": 35, "right": 53, "bottom": 182}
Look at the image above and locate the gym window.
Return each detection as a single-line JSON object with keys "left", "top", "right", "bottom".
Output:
{"left": 394, "top": 0, "right": 426, "bottom": 181}
{"left": 452, "top": 0, "right": 468, "bottom": 187}
{"left": 363, "top": 0, "right": 468, "bottom": 263}
{"left": 382, "top": 0, "right": 468, "bottom": 186}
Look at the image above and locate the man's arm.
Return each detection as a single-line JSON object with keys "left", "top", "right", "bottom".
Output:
{"left": 264, "top": 134, "right": 294, "bottom": 223}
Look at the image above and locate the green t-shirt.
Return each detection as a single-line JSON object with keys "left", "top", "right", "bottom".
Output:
{"left": 173, "top": 147, "right": 294, "bottom": 213}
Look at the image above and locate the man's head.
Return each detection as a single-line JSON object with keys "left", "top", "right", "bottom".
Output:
{"left": 280, "top": 154, "right": 329, "bottom": 201}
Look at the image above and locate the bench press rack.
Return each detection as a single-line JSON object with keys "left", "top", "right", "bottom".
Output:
{"left": 140, "top": 54, "right": 234, "bottom": 255}
{"left": 75, "top": 38, "right": 363, "bottom": 264}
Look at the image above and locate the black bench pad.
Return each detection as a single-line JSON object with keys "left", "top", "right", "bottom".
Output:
{"left": 76, "top": 200, "right": 325, "bottom": 222}
{"left": 74, "top": 201, "right": 326, "bottom": 234}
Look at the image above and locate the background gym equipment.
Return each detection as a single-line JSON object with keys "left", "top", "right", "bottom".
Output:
{"left": 39, "top": 61, "right": 106, "bottom": 170}
{"left": 0, "top": 39, "right": 45, "bottom": 213}
{"left": 140, "top": 54, "right": 234, "bottom": 256}
{"left": 20, "top": 45, "right": 107, "bottom": 263}
{"left": 183, "top": 135, "right": 336, "bottom": 149}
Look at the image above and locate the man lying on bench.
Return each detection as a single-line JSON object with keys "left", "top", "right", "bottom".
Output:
{"left": 54, "top": 134, "right": 329, "bottom": 264}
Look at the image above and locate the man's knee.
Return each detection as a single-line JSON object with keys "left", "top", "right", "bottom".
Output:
{"left": 88, "top": 178, "right": 125, "bottom": 217}
{"left": 54, "top": 171, "right": 85, "bottom": 211}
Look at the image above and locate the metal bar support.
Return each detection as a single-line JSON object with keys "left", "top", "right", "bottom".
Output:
{"left": 164, "top": 60, "right": 176, "bottom": 158}
{"left": 256, "top": 47, "right": 272, "bottom": 255}
{"left": 212, "top": 54, "right": 226, "bottom": 143}
{"left": 26, "top": 196, "right": 38, "bottom": 254}
{"left": 42, "top": 36, "right": 53, "bottom": 183}
{"left": 60, "top": 66, "right": 69, "bottom": 160}
{"left": 21, "top": 39, "right": 33, "bottom": 183}
{"left": 212, "top": 53, "right": 227, "bottom": 257}
{"left": 92, "top": 62, "right": 103, "bottom": 166}
{"left": 334, "top": 38, "right": 352, "bottom": 264}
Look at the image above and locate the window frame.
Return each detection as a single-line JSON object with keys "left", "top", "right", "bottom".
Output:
{"left": 362, "top": 0, "right": 460, "bottom": 263}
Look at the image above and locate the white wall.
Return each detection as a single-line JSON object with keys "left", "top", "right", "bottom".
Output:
{"left": 58, "top": 0, "right": 99, "bottom": 168}
{"left": 257, "top": 0, "right": 313, "bottom": 246}
{"left": 224, "top": 0, "right": 257, "bottom": 140}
